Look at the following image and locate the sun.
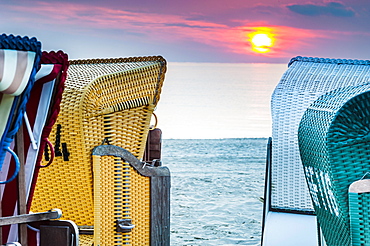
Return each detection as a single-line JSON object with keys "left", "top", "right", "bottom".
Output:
{"left": 251, "top": 34, "right": 273, "bottom": 52}
{"left": 248, "top": 30, "right": 275, "bottom": 54}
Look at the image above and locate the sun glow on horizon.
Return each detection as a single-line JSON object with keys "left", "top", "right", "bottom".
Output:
{"left": 248, "top": 28, "right": 276, "bottom": 54}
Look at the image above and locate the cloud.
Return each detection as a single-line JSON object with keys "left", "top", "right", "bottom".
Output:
{"left": 287, "top": 2, "right": 355, "bottom": 17}
{"left": 0, "top": 2, "right": 331, "bottom": 58}
{"left": 5, "top": 2, "right": 225, "bottom": 31}
{"left": 0, "top": 2, "right": 237, "bottom": 52}
{"left": 238, "top": 25, "right": 330, "bottom": 58}
{"left": 1, "top": 0, "right": 366, "bottom": 63}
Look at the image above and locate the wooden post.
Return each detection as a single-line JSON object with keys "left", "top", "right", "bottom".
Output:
{"left": 0, "top": 184, "right": 2, "bottom": 244}
{"left": 16, "top": 125, "right": 27, "bottom": 246}
{"left": 150, "top": 176, "right": 170, "bottom": 246}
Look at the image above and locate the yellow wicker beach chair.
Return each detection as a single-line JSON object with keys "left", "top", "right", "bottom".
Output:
{"left": 30, "top": 56, "right": 169, "bottom": 246}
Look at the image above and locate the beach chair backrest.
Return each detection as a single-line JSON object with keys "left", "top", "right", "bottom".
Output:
{"left": 298, "top": 83, "right": 370, "bottom": 246}
{"left": 271, "top": 57, "right": 370, "bottom": 212}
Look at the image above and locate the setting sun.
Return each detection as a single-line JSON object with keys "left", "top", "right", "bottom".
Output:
{"left": 248, "top": 29, "right": 276, "bottom": 54}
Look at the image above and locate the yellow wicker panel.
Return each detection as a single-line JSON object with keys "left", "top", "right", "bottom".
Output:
{"left": 105, "top": 105, "right": 154, "bottom": 157}
{"left": 30, "top": 57, "right": 166, "bottom": 245}
{"left": 130, "top": 165, "right": 150, "bottom": 245}
{"left": 79, "top": 235, "right": 94, "bottom": 245}
{"left": 93, "top": 155, "right": 131, "bottom": 245}
{"left": 100, "top": 108, "right": 152, "bottom": 245}
{"left": 92, "top": 153, "right": 151, "bottom": 246}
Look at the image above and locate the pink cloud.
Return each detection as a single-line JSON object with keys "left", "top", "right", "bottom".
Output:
{"left": 241, "top": 25, "right": 327, "bottom": 57}
{"left": 7, "top": 2, "right": 223, "bottom": 30}
{"left": 204, "top": 25, "right": 329, "bottom": 58}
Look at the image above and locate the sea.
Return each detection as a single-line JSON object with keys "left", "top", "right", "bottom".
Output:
{"left": 155, "top": 62, "right": 287, "bottom": 139}
{"left": 155, "top": 62, "right": 289, "bottom": 245}
{"left": 162, "top": 138, "right": 268, "bottom": 246}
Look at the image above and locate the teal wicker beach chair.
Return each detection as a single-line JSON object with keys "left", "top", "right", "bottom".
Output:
{"left": 262, "top": 57, "right": 370, "bottom": 246}
{"left": 298, "top": 83, "right": 370, "bottom": 246}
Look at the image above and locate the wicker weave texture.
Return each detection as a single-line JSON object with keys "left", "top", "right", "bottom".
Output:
{"left": 30, "top": 57, "right": 166, "bottom": 245}
{"left": 130, "top": 162, "right": 150, "bottom": 245}
{"left": 349, "top": 192, "right": 370, "bottom": 246}
{"left": 271, "top": 57, "right": 370, "bottom": 211}
{"left": 93, "top": 155, "right": 131, "bottom": 245}
{"left": 298, "top": 84, "right": 370, "bottom": 246}
{"left": 79, "top": 235, "right": 93, "bottom": 245}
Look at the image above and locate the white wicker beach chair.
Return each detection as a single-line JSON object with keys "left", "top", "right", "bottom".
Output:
{"left": 262, "top": 56, "right": 370, "bottom": 246}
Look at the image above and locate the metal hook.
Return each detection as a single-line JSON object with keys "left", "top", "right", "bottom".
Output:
{"left": 149, "top": 113, "right": 158, "bottom": 130}
{"left": 0, "top": 147, "right": 20, "bottom": 184}
{"left": 101, "top": 137, "right": 111, "bottom": 145}
{"left": 360, "top": 172, "right": 370, "bottom": 180}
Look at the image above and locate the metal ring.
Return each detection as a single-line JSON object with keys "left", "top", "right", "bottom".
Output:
{"left": 39, "top": 138, "right": 55, "bottom": 168}
{"left": 50, "top": 208, "right": 63, "bottom": 219}
{"left": 361, "top": 172, "right": 370, "bottom": 180}
{"left": 149, "top": 113, "right": 158, "bottom": 130}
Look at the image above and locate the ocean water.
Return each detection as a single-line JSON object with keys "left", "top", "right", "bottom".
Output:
{"left": 155, "top": 62, "right": 287, "bottom": 139}
{"left": 162, "top": 138, "right": 267, "bottom": 246}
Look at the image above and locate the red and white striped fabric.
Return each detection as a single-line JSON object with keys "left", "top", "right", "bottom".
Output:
{"left": 0, "top": 49, "right": 36, "bottom": 142}
{"left": 0, "top": 49, "right": 36, "bottom": 96}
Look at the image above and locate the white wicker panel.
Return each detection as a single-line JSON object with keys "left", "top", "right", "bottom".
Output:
{"left": 271, "top": 57, "right": 370, "bottom": 211}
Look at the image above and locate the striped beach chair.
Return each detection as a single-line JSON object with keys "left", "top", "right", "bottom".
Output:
{"left": 30, "top": 56, "right": 170, "bottom": 246}
{"left": 0, "top": 34, "right": 41, "bottom": 183}
{"left": 298, "top": 83, "right": 370, "bottom": 246}
{"left": 0, "top": 50, "right": 69, "bottom": 244}
{"left": 262, "top": 57, "right": 370, "bottom": 245}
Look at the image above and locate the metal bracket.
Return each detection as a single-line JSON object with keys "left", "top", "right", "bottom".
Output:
{"left": 92, "top": 145, "right": 170, "bottom": 177}
{"left": 116, "top": 219, "right": 135, "bottom": 233}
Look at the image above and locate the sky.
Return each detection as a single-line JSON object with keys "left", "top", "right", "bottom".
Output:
{"left": 1, "top": 0, "right": 370, "bottom": 63}
{"left": 2, "top": 0, "right": 370, "bottom": 139}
